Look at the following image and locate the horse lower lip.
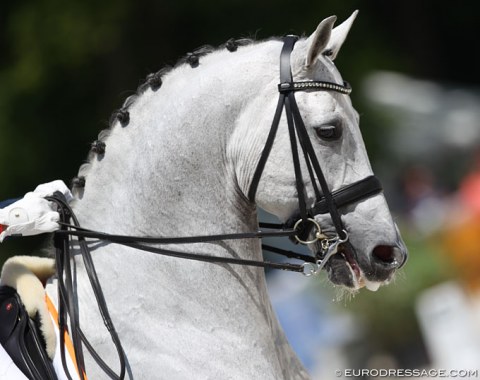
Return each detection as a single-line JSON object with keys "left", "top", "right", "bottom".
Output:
{"left": 340, "top": 249, "right": 361, "bottom": 279}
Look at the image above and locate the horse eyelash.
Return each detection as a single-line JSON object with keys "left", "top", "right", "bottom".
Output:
{"left": 314, "top": 124, "right": 342, "bottom": 141}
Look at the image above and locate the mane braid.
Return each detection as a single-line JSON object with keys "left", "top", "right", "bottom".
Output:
{"left": 72, "top": 38, "right": 257, "bottom": 195}
{"left": 224, "top": 38, "right": 253, "bottom": 52}
{"left": 138, "top": 66, "right": 172, "bottom": 94}
{"left": 177, "top": 45, "right": 214, "bottom": 68}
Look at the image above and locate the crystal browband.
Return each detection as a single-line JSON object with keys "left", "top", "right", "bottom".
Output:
{"left": 278, "top": 80, "right": 352, "bottom": 95}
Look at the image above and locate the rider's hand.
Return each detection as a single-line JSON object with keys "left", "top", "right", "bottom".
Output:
{"left": 0, "top": 180, "right": 73, "bottom": 242}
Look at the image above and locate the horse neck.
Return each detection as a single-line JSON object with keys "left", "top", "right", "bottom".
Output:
{"left": 67, "top": 41, "right": 309, "bottom": 379}
{"left": 74, "top": 42, "right": 286, "bottom": 235}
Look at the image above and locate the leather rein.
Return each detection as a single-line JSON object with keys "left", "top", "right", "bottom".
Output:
{"left": 45, "top": 35, "right": 383, "bottom": 380}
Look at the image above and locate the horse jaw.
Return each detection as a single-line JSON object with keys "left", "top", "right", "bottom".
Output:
{"left": 305, "top": 10, "right": 359, "bottom": 67}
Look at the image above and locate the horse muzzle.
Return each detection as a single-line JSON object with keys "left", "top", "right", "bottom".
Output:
{"left": 321, "top": 229, "right": 407, "bottom": 290}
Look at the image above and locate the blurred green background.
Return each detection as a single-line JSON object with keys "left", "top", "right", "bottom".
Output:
{"left": 1, "top": 0, "right": 480, "bottom": 377}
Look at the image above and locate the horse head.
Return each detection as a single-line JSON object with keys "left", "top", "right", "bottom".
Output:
{"left": 239, "top": 11, "right": 407, "bottom": 290}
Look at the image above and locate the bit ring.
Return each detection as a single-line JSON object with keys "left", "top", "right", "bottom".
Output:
{"left": 293, "top": 218, "right": 323, "bottom": 245}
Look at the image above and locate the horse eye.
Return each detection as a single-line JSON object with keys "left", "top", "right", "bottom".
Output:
{"left": 314, "top": 124, "right": 342, "bottom": 141}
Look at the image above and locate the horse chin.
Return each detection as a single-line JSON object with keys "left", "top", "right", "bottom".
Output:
{"left": 323, "top": 244, "right": 386, "bottom": 292}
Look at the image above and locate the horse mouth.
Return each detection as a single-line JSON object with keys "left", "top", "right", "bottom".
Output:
{"left": 322, "top": 244, "right": 383, "bottom": 291}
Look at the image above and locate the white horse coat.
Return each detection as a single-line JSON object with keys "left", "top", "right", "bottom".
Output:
{"left": 2, "top": 11, "right": 406, "bottom": 380}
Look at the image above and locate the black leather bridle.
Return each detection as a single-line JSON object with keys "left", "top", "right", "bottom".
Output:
{"left": 45, "top": 35, "right": 384, "bottom": 380}
{"left": 249, "top": 35, "right": 382, "bottom": 252}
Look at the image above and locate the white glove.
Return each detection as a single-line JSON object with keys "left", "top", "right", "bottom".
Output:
{"left": 0, "top": 180, "right": 73, "bottom": 242}
{"left": 32, "top": 180, "right": 74, "bottom": 203}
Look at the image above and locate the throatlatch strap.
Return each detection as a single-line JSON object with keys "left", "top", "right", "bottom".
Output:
{"left": 247, "top": 36, "right": 298, "bottom": 203}
{"left": 247, "top": 93, "right": 285, "bottom": 203}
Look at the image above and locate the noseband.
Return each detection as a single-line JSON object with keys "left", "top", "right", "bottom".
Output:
{"left": 47, "top": 35, "right": 384, "bottom": 380}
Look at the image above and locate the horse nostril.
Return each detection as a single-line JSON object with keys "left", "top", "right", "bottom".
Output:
{"left": 372, "top": 245, "right": 397, "bottom": 265}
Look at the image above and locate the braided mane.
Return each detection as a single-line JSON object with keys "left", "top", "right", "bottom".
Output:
{"left": 73, "top": 38, "right": 256, "bottom": 194}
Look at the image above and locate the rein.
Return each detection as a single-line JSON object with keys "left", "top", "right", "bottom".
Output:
{"left": 54, "top": 220, "right": 315, "bottom": 273}
{"left": 46, "top": 35, "right": 383, "bottom": 380}
{"left": 46, "top": 193, "right": 317, "bottom": 380}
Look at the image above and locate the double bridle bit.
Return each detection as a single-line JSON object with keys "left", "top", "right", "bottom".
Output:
{"left": 48, "top": 35, "right": 383, "bottom": 380}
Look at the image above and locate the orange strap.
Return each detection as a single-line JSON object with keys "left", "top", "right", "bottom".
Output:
{"left": 45, "top": 295, "right": 88, "bottom": 380}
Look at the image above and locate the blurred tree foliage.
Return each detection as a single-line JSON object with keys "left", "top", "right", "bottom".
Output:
{"left": 1, "top": 0, "right": 478, "bottom": 198}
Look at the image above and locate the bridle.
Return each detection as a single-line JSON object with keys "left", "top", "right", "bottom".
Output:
{"left": 248, "top": 35, "right": 382, "bottom": 271}
{"left": 45, "top": 35, "right": 383, "bottom": 380}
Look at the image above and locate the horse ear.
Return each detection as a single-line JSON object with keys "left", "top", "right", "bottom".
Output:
{"left": 305, "top": 10, "right": 358, "bottom": 67}
{"left": 305, "top": 15, "right": 337, "bottom": 68}
{"left": 325, "top": 10, "right": 359, "bottom": 61}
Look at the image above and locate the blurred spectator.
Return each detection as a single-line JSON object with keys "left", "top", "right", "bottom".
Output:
{"left": 442, "top": 147, "right": 480, "bottom": 291}
{"left": 458, "top": 148, "right": 480, "bottom": 216}
{"left": 399, "top": 165, "right": 447, "bottom": 237}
